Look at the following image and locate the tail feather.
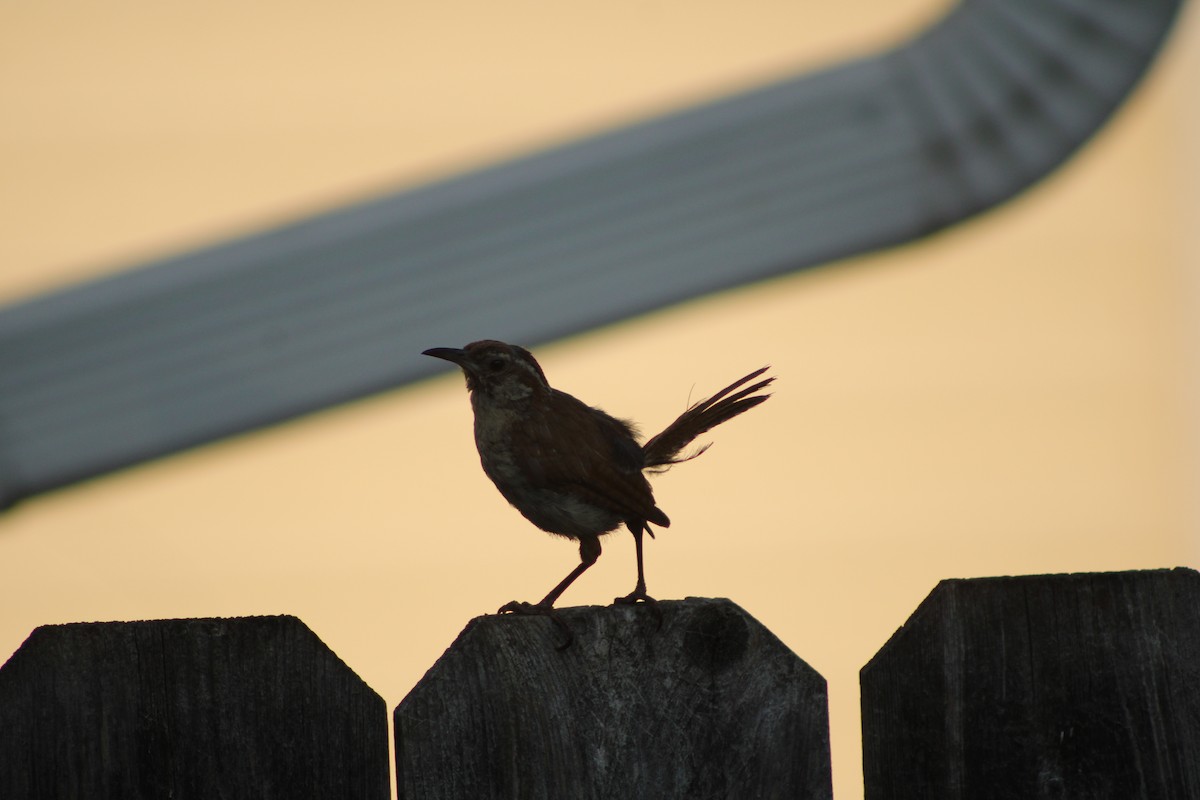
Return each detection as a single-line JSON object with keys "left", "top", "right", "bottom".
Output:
{"left": 642, "top": 366, "right": 773, "bottom": 471}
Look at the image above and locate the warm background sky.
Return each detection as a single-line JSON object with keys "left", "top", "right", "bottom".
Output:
{"left": 2, "top": 2, "right": 1197, "bottom": 797}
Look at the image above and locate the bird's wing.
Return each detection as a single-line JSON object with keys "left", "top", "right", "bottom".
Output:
{"left": 510, "top": 392, "right": 669, "bottom": 527}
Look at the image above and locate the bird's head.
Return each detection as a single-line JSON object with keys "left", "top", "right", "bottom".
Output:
{"left": 422, "top": 340, "right": 550, "bottom": 404}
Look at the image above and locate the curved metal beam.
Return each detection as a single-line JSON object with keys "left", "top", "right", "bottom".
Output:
{"left": 0, "top": 0, "right": 1185, "bottom": 508}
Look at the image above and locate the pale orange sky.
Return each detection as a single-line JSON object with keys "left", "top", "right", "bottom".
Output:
{"left": 2, "top": 3, "right": 1197, "bottom": 797}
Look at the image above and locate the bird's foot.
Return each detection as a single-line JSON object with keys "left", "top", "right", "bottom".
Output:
{"left": 497, "top": 600, "right": 574, "bottom": 650}
{"left": 497, "top": 600, "right": 546, "bottom": 615}
{"left": 613, "top": 589, "right": 656, "bottom": 605}
{"left": 612, "top": 590, "right": 663, "bottom": 630}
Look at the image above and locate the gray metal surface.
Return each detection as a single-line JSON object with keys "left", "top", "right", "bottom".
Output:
{"left": 0, "top": 0, "right": 1184, "bottom": 508}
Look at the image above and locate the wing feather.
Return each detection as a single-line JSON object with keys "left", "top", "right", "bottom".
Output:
{"left": 509, "top": 390, "right": 669, "bottom": 528}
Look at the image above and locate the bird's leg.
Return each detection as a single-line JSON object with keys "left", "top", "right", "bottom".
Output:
{"left": 498, "top": 536, "right": 602, "bottom": 648}
{"left": 614, "top": 522, "right": 657, "bottom": 606}
{"left": 500, "top": 535, "right": 602, "bottom": 611}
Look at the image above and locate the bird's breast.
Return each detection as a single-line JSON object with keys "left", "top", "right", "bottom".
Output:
{"left": 470, "top": 402, "right": 533, "bottom": 495}
{"left": 470, "top": 403, "right": 624, "bottom": 538}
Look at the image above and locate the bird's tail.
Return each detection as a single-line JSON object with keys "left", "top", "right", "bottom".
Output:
{"left": 642, "top": 366, "right": 773, "bottom": 472}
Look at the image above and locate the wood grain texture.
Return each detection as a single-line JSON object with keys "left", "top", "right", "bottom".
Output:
{"left": 0, "top": 615, "right": 389, "bottom": 799}
{"left": 861, "top": 568, "right": 1200, "bottom": 799}
{"left": 394, "top": 597, "right": 831, "bottom": 800}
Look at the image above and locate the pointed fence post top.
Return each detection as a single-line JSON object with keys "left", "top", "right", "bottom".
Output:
{"left": 0, "top": 614, "right": 390, "bottom": 800}
{"left": 396, "top": 597, "right": 832, "bottom": 800}
{"left": 861, "top": 567, "right": 1200, "bottom": 799}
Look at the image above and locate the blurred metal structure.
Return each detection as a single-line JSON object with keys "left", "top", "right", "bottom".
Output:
{"left": 0, "top": 0, "right": 1184, "bottom": 508}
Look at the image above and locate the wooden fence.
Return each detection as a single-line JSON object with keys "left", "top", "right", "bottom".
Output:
{"left": 2, "top": 568, "right": 1197, "bottom": 798}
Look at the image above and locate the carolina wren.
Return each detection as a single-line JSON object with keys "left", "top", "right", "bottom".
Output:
{"left": 423, "top": 340, "right": 772, "bottom": 616}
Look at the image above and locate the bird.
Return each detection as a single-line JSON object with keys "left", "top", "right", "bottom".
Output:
{"left": 423, "top": 339, "right": 772, "bottom": 619}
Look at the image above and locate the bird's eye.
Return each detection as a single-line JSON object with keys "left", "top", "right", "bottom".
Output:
{"left": 487, "top": 357, "right": 506, "bottom": 372}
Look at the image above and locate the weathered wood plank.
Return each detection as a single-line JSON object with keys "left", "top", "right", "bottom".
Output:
{"left": 0, "top": 615, "right": 389, "bottom": 799}
{"left": 861, "top": 568, "right": 1200, "bottom": 799}
{"left": 395, "top": 597, "right": 831, "bottom": 799}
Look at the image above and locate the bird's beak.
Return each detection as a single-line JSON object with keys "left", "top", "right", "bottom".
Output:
{"left": 422, "top": 347, "right": 469, "bottom": 366}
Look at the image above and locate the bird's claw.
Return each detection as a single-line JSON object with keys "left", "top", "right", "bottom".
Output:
{"left": 497, "top": 600, "right": 574, "bottom": 650}
{"left": 613, "top": 591, "right": 664, "bottom": 630}
{"left": 497, "top": 600, "right": 539, "bottom": 615}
